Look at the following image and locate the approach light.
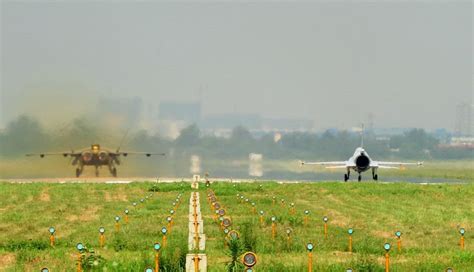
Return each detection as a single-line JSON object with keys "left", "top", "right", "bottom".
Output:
{"left": 242, "top": 252, "right": 257, "bottom": 267}
{"left": 76, "top": 243, "right": 84, "bottom": 251}
{"left": 306, "top": 242, "right": 314, "bottom": 252}
{"left": 222, "top": 218, "right": 232, "bottom": 228}
{"left": 99, "top": 227, "right": 105, "bottom": 234}
{"left": 459, "top": 228, "right": 465, "bottom": 236}
{"left": 153, "top": 242, "right": 161, "bottom": 251}
{"left": 48, "top": 227, "right": 55, "bottom": 234}
{"left": 323, "top": 216, "right": 328, "bottom": 223}
{"left": 348, "top": 228, "right": 354, "bottom": 235}
{"left": 384, "top": 243, "right": 391, "bottom": 252}
{"left": 115, "top": 216, "right": 120, "bottom": 222}
{"left": 161, "top": 227, "right": 167, "bottom": 235}
{"left": 395, "top": 231, "right": 402, "bottom": 238}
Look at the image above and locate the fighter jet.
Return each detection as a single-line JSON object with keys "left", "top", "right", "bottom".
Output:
{"left": 26, "top": 144, "right": 165, "bottom": 177}
{"left": 300, "top": 147, "right": 422, "bottom": 181}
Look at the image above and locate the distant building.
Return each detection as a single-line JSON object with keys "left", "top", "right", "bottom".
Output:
{"left": 454, "top": 103, "right": 473, "bottom": 136}
{"left": 200, "top": 114, "right": 315, "bottom": 137}
{"left": 156, "top": 101, "right": 201, "bottom": 139}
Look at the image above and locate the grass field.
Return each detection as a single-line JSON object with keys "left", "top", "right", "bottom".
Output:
{"left": 0, "top": 181, "right": 473, "bottom": 271}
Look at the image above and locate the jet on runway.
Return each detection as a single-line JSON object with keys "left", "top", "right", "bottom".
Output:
{"left": 300, "top": 147, "right": 423, "bottom": 182}
{"left": 26, "top": 144, "right": 165, "bottom": 177}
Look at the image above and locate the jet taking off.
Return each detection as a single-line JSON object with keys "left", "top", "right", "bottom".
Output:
{"left": 300, "top": 125, "right": 423, "bottom": 181}
{"left": 300, "top": 147, "right": 422, "bottom": 181}
{"left": 26, "top": 144, "right": 165, "bottom": 177}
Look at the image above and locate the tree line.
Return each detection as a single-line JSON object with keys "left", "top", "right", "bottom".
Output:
{"left": 0, "top": 115, "right": 472, "bottom": 160}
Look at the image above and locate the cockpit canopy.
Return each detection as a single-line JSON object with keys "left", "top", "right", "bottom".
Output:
{"left": 91, "top": 144, "right": 100, "bottom": 151}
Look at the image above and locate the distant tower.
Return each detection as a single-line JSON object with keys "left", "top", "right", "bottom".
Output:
{"left": 367, "top": 113, "right": 375, "bottom": 132}
{"left": 454, "top": 103, "right": 473, "bottom": 136}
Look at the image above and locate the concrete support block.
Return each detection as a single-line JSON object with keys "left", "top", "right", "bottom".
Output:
{"left": 189, "top": 220, "right": 204, "bottom": 233}
{"left": 185, "top": 253, "right": 207, "bottom": 272}
{"left": 188, "top": 233, "right": 206, "bottom": 250}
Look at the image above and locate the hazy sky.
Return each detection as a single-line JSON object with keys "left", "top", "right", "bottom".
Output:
{"left": 1, "top": 1, "right": 472, "bottom": 130}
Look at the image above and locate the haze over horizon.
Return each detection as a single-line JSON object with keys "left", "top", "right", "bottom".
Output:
{"left": 1, "top": 1, "right": 472, "bottom": 131}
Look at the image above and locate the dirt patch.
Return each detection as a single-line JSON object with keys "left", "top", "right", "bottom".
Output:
{"left": 104, "top": 189, "right": 129, "bottom": 202}
{"left": 0, "top": 253, "right": 16, "bottom": 269}
{"left": 39, "top": 189, "right": 50, "bottom": 202}
{"left": 66, "top": 206, "right": 100, "bottom": 222}
{"left": 372, "top": 230, "right": 391, "bottom": 239}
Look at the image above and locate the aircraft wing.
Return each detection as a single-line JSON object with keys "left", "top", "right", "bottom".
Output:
{"left": 114, "top": 152, "right": 166, "bottom": 157}
{"left": 325, "top": 165, "right": 349, "bottom": 169}
{"left": 300, "top": 161, "right": 350, "bottom": 168}
{"left": 26, "top": 152, "right": 80, "bottom": 158}
{"left": 376, "top": 165, "right": 399, "bottom": 169}
{"left": 373, "top": 161, "right": 423, "bottom": 167}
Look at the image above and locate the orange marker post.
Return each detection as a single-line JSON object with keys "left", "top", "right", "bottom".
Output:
{"left": 259, "top": 211, "right": 264, "bottom": 227}
{"left": 76, "top": 243, "right": 84, "bottom": 272}
{"left": 48, "top": 227, "right": 55, "bottom": 247}
{"left": 155, "top": 252, "right": 160, "bottom": 272}
{"left": 383, "top": 243, "right": 391, "bottom": 272}
{"left": 77, "top": 252, "right": 82, "bottom": 272}
{"left": 153, "top": 243, "right": 161, "bottom": 272}
{"left": 161, "top": 227, "right": 168, "bottom": 248}
{"left": 286, "top": 229, "right": 292, "bottom": 248}
{"left": 304, "top": 210, "right": 309, "bottom": 226}
{"left": 99, "top": 227, "right": 105, "bottom": 248}
{"left": 272, "top": 196, "right": 276, "bottom": 206}
{"left": 124, "top": 209, "right": 129, "bottom": 224}
{"left": 459, "top": 228, "right": 465, "bottom": 250}
{"left": 323, "top": 216, "right": 328, "bottom": 239}
{"left": 306, "top": 243, "right": 314, "bottom": 272}
{"left": 271, "top": 217, "right": 276, "bottom": 240}
{"left": 395, "top": 231, "right": 402, "bottom": 252}
{"left": 114, "top": 216, "right": 121, "bottom": 232}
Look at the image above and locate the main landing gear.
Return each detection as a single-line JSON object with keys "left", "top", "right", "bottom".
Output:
{"left": 344, "top": 170, "right": 350, "bottom": 182}
{"left": 111, "top": 167, "right": 117, "bottom": 177}
{"left": 108, "top": 164, "right": 117, "bottom": 177}
{"left": 344, "top": 170, "right": 362, "bottom": 182}
{"left": 75, "top": 165, "right": 84, "bottom": 177}
{"left": 372, "top": 168, "right": 378, "bottom": 181}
